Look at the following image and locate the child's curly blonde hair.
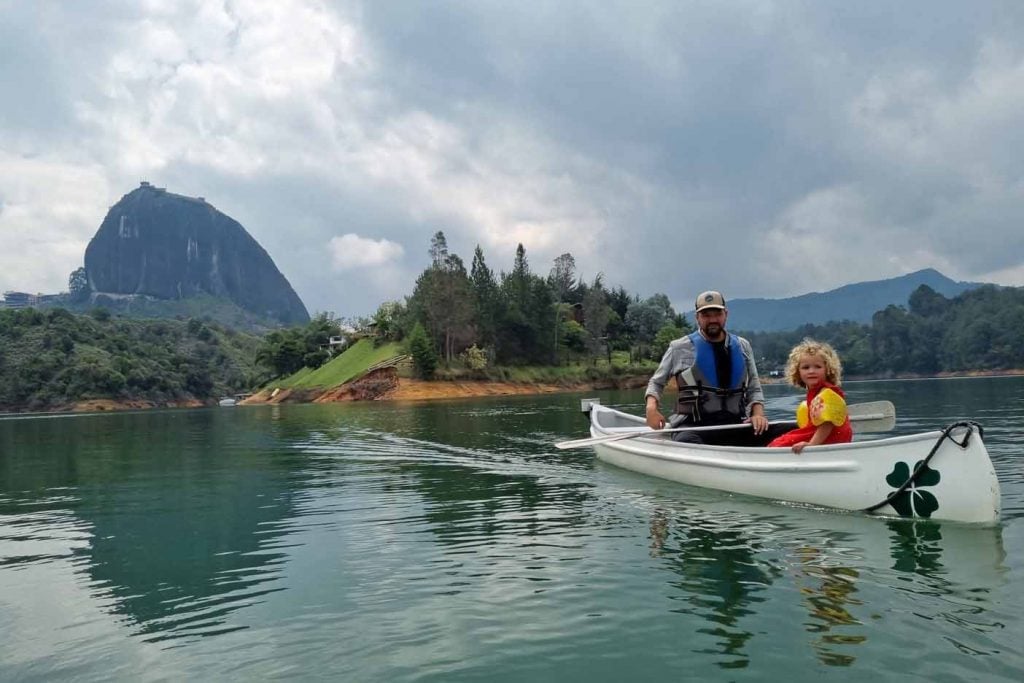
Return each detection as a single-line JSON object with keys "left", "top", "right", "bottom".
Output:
{"left": 785, "top": 339, "right": 843, "bottom": 388}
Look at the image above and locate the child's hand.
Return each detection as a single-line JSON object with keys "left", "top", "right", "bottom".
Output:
{"left": 791, "top": 441, "right": 809, "bottom": 454}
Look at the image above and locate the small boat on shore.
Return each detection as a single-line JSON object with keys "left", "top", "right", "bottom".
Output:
{"left": 218, "top": 397, "right": 237, "bottom": 407}
{"left": 558, "top": 400, "right": 1000, "bottom": 524}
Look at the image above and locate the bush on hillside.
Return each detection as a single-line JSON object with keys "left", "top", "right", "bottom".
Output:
{"left": 461, "top": 344, "right": 488, "bottom": 371}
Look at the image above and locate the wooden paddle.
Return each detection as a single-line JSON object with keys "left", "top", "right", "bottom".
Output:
{"left": 554, "top": 400, "right": 895, "bottom": 450}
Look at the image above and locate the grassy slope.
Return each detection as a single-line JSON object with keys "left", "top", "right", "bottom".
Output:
{"left": 270, "top": 342, "right": 654, "bottom": 392}
{"left": 273, "top": 339, "right": 404, "bottom": 389}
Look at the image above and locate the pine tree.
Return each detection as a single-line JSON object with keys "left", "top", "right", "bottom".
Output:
{"left": 470, "top": 245, "right": 500, "bottom": 350}
{"left": 408, "top": 322, "right": 438, "bottom": 379}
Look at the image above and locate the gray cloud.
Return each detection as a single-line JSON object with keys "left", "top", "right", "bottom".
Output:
{"left": 2, "top": 0, "right": 1023, "bottom": 317}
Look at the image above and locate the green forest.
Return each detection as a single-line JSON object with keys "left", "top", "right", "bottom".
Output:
{"left": 356, "top": 232, "right": 693, "bottom": 377}
{"left": 0, "top": 307, "right": 262, "bottom": 411}
{"left": 332, "top": 232, "right": 1024, "bottom": 380}
{"left": 744, "top": 283, "right": 1024, "bottom": 376}
{"left": 253, "top": 231, "right": 697, "bottom": 382}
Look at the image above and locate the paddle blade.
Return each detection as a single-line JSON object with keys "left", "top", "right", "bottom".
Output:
{"left": 848, "top": 400, "right": 896, "bottom": 433}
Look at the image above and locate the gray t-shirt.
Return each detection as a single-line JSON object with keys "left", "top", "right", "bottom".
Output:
{"left": 644, "top": 332, "right": 766, "bottom": 418}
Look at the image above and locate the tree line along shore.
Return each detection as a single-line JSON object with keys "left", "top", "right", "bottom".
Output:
{"left": 4, "top": 232, "right": 1024, "bottom": 414}
{"left": 261, "top": 233, "right": 1024, "bottom": 393}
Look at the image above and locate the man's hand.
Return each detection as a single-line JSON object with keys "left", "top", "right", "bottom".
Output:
{"left": 645, "top": 400, "right": 665, "bottom": 429}
{"left": 749, "top": 414, "right": 769, "bottom": 435}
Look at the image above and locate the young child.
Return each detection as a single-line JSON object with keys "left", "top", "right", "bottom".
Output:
{"left": 768, "top": 339, "right": 853, "bottom": 453}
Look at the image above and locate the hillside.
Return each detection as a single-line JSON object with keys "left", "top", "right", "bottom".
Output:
{"left": 726, "top": 268, "right": 983, "bottom": 332}
{"left": 44, "top": 292, "right": 295, "bottom": 334}
{"left": 0, "top": 307, "right": 261, "bottom": 412}
{"left": 267, "top": 338, "right": 404, "bottom": 390}
{"left": 744, "top": 283, "right": 1024, "bottom": 376}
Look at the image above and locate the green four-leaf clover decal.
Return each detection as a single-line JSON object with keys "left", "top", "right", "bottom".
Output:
{"left": 885, "top": 460, "right": 940, "bottom": 518}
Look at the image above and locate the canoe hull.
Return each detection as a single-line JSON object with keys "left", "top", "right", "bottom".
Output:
{"left": 588, "top": 404, "right": 1000, "bottom": 524}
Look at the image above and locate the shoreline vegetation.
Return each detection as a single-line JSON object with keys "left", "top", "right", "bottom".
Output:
{"left": 15, "top": 366, "right": 1023, "bottom": 415}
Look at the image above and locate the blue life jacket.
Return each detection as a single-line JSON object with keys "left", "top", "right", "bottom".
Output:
{"left": 674, "top": 332, "right": 748, "bottom": 423}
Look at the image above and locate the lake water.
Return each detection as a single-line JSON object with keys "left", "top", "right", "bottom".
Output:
{"left": 1, "top": 377, "right": 1022, "bottom": 681}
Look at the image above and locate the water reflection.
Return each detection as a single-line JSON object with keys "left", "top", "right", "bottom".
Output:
{"left": 0, "top": 409, "right": 304, "bottom": 643}
{"left": 288, "top": 406, "right": 599, "bottom": 596}
{"left": 885, "top": 519, "right": 1009, "bottom": 654}
{"left": 791, "top": 547, "right": 863, "bottom": 666}
{"left": 642, "top": 489, "right": 1007, "bottom": 669}
{"left": 647, "top": 504, "right": 776, "bottom": 669}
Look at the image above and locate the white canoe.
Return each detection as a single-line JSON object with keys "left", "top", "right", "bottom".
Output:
{"left": 581, "top": 402, "right": 1001, "bottom": 525}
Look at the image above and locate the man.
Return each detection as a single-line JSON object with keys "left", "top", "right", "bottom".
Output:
{"left": 644, "top": 290, "right": 790, "bottom": 446}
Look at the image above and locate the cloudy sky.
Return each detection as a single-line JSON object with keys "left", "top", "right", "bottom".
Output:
{"left": 2, "top": 1, "right": 1023, "bottom": 317}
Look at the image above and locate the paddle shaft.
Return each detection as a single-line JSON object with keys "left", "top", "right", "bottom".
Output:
{"left": 555, "top": 400, "right": 895, "bottom": 450}
{"left": 557, "top": 420, "right": 790, "bottom": 449}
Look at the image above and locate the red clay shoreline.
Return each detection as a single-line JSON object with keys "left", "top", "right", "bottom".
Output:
{"left": 241, "top": 367, "right": 650, "bottom": 406}
{"left": 235, "top": 367, "right": 1024, "bottom": 406}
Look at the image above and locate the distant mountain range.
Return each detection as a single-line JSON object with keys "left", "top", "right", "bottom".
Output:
{"left": 725, "top": 268, "right": 985, "bottom": 332}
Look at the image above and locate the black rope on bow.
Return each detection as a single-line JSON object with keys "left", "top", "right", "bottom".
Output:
{"left": 864, "top": 421, "right": 982, "bottom": 514}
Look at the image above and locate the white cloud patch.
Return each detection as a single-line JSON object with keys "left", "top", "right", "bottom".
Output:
{"left": 755, "top": 184, "right": 964, "bottom": 297}
{"left": 0, "top": 152, "right": 110, "bottom": 293}
{"left": 329, "top": 233, "right": 404, "bottom": 271}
